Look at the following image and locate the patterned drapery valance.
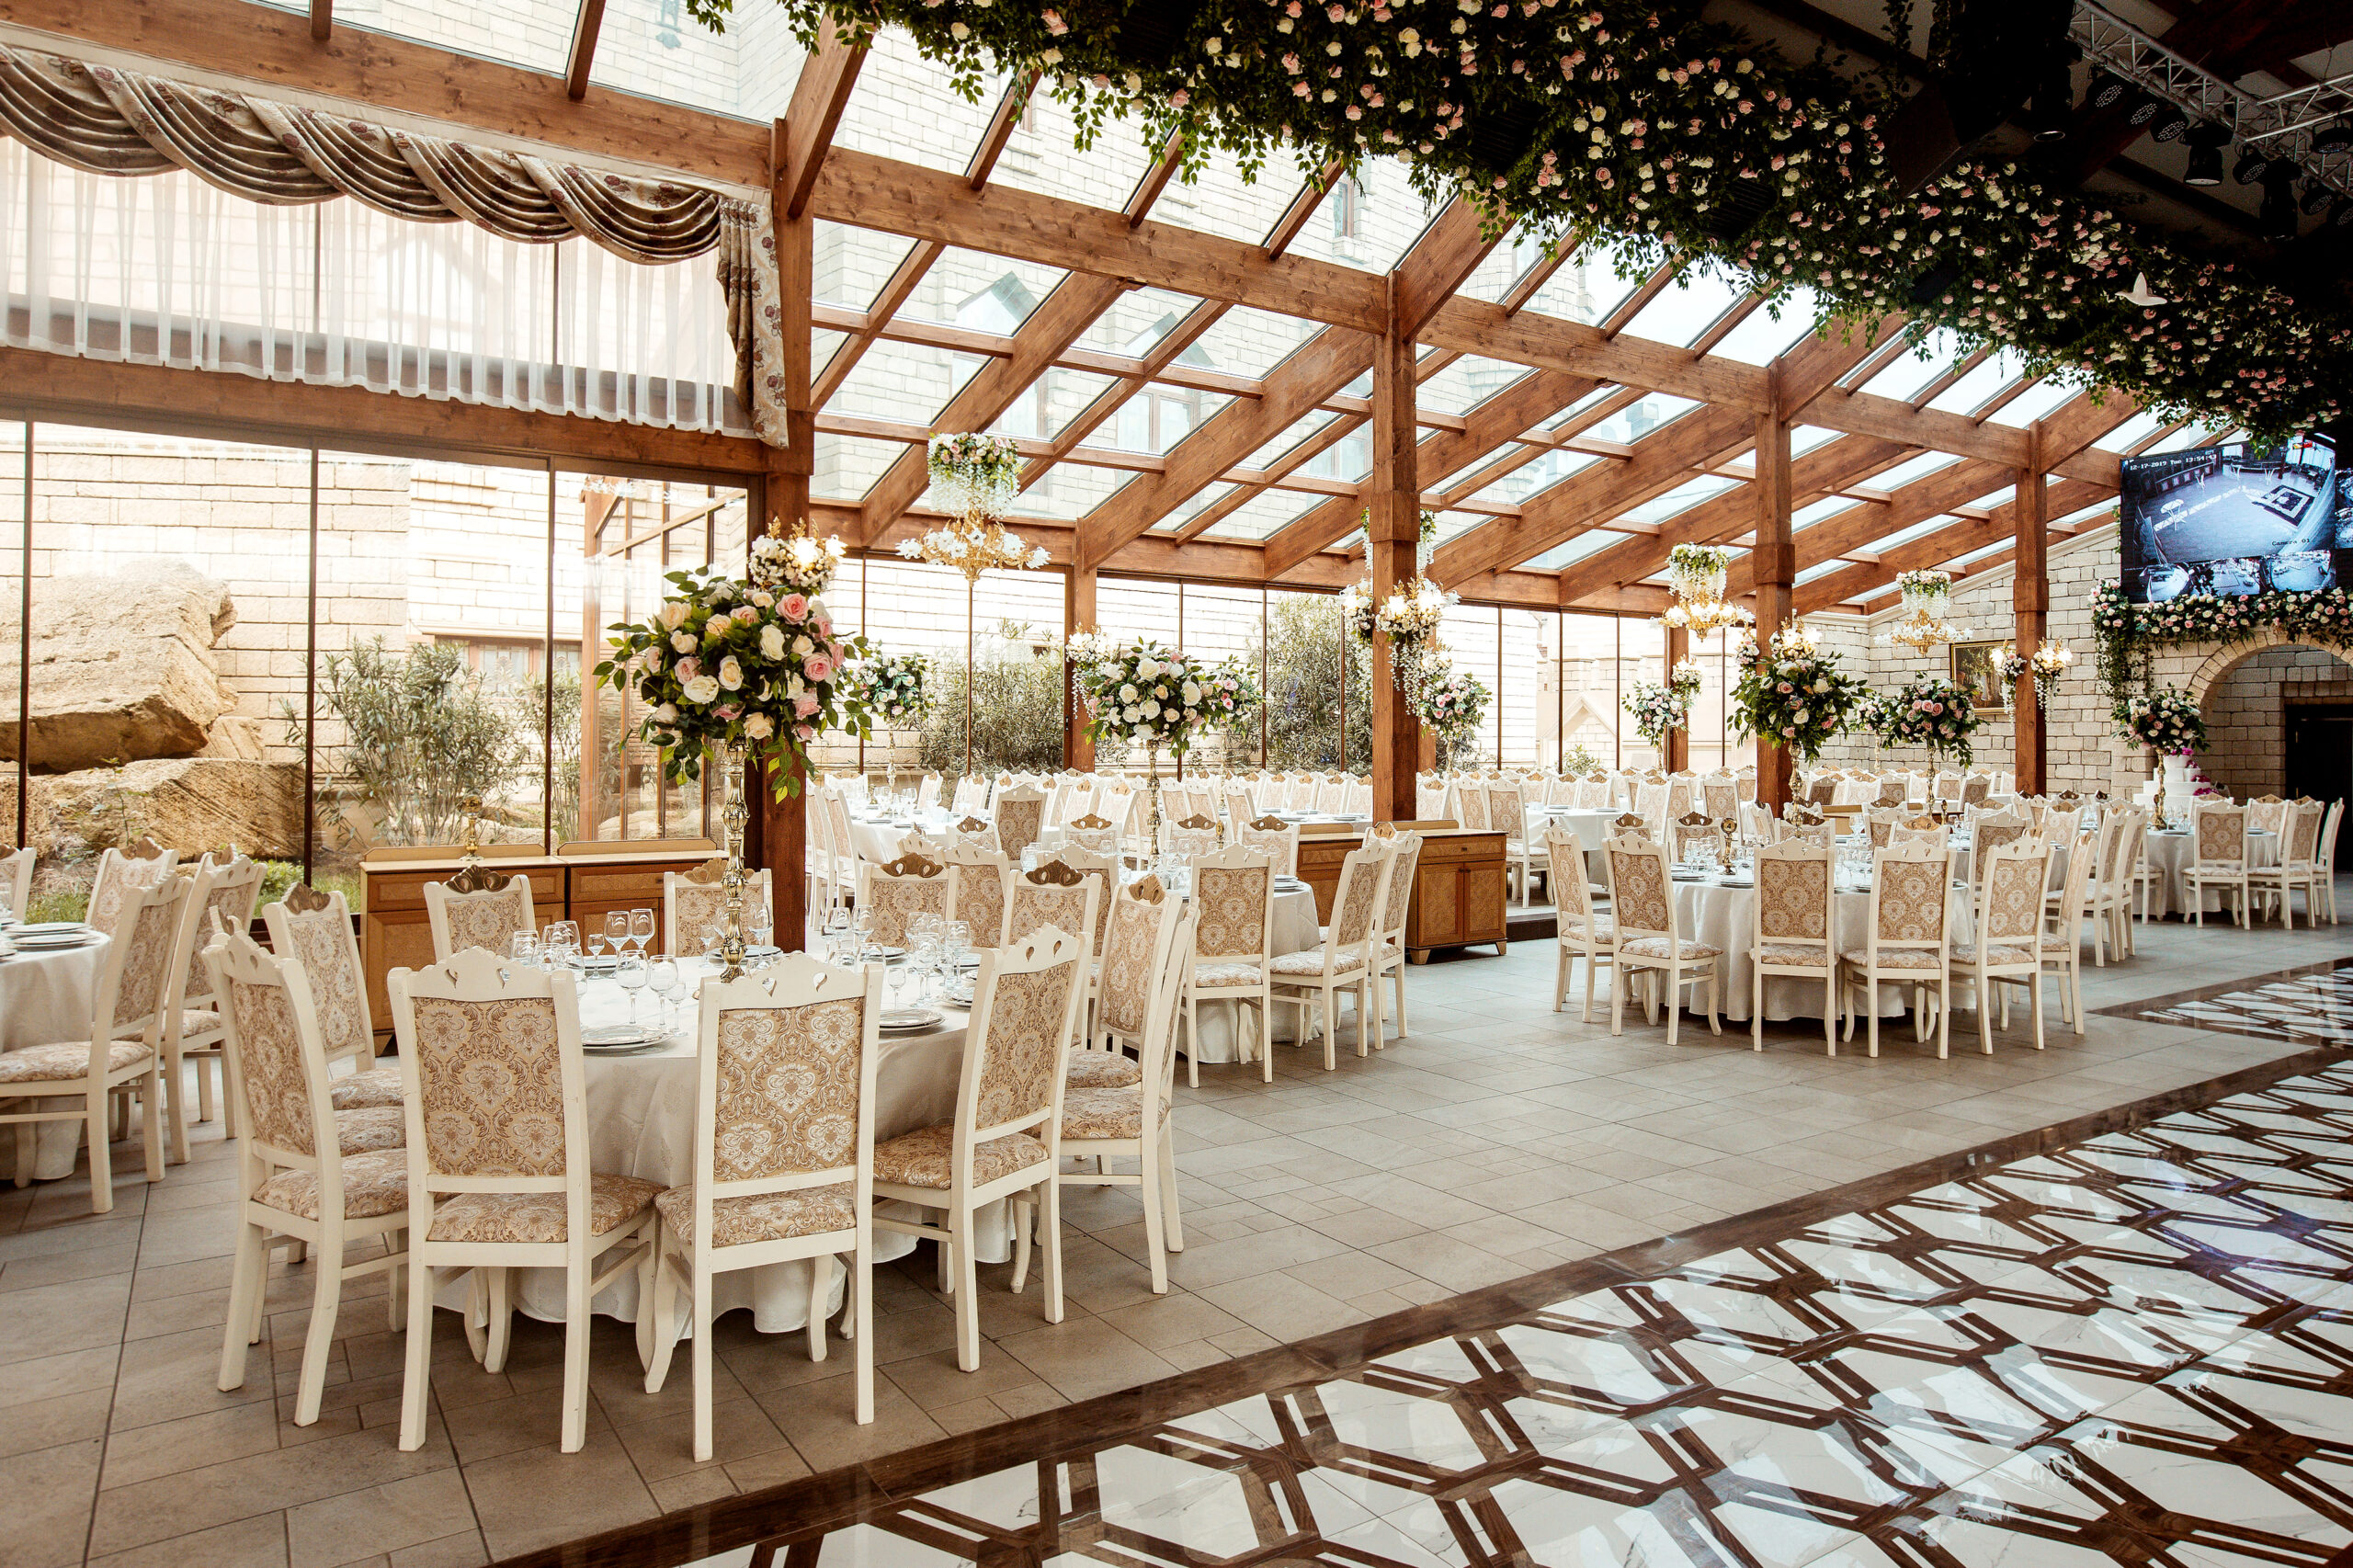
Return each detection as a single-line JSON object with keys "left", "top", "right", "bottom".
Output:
{"left": 0, "top": 43, "right": 783, "bottom": 444}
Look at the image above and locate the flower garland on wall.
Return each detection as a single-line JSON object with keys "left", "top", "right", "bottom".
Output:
{"left": 1863, "top": 675, "right": 1980, "bottom": 769}
{"left": 597, "top": 521, "right": 869, "bottom": 797}
{"left": 1730, "top": 627, "right": 1867, "bottom": 767}
{"left": 1625, "top": 659, "right": 1701, "bottom": 749}
{"left": 699, "top": 0, "right": 2350, "bottom": 438}
{"left": 2091, "top": 581, "right": 2353, "bottom": 722}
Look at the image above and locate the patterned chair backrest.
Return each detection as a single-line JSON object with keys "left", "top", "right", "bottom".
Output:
{"left": 1452, "top": 783, "right": 1490, "bottom": 832}
{"left": 264, "top": 890, "right": 375, "bottom": 1070}
{"left": 388, "top": 947, "right": 583, "bottom": 1187}
{"left": 2092, "top": 810, "right": 2131, "bottom": 890}
{"left": 1671, "top": 813, "right": 1718, "bottom": 860}
{"left": 1094, "top": 876, "right": 1178, "bottom": 1040}
{"left": 694, "top": 959, "right": 877, "bottom": 1220}
{"left": 914, "top": 774, "right": 942, "bottom": 811}
{"left": 2287, "top": 799, "right": 2325, "bottom": 869}
{"left": 1574, "top": 775, "right": 1609, "bottom": 809}
{"left": 1004, "top": 861, "right": 1105, "bottom": 954}
{"left": 1309, "top": 778, "right": 1347, "bottom": 814}
{"left": 1, "top": 845, "right": 29, "bottom": 921}
{"left": 1867, "top": 844, "right": 1950, "bottom": 954}
{"left": 1870, "top": 775, "right": 1907, "bottom": 808}
{"left": 994, "top": 787, "right": 1048, "bottom": 864}
{"left": 1804, "top": 775, "right": 1840, "bottom": 809}
{"left": 665, "top": 869, "right": 775, "bottom": 956}
{"left": 1323, "top": 845, "right": 1384, "bottom": 963}
{"left": 950, "top": 776, "right": 986, "bottom": 814}
{"left": 1970, "top": 812, "right": 2032, "bottom": 885}
{"left": 1889, "top": 821, "right": 1946, "bottom": 850}
{"left": 1779, "top": 814, "right": 1836, "bottom": 847}
{"left": 1933, "top": 772, "right": 1962, "bottom": 803}
{"left": 1236, "top": 816, "right": 1299, "bottom": 878}
{"left": 1487, "top": 782, "right": 1526, "bottom": 842}
{"left": 1633, "top": 781, "right": 1668, "bottom": 833}
{"left": 2245, "top": 795, "right": 2286, "bottom": 837}
{"left": 87, "top": 845, "right": 181, "bottom": 939}
{"left": 1162, "top": 817, "right": 1223, "bottom": 860}
{"left": 1754, "top": 841, "right": 1832, "bottom": 947}
{"left": 1961, "top": 774, "right": 1992, "bottom": 807}
{"left": 942, "top": 845, "right": 1011, "bottom": 949}
{"left": 1604, "top": 834, "right": 1673, "bottom": 941}
{"left": 2194, "top": 801, "right": 2247, "bottom": 867}
{"left": 963, "top": 926, "right": 1088, "bottom": 1142}
{"left": 206, "top": 930, "right": 335, "bottom": 1167}
{"left": 1378, "top": 833, "right": 1423, "bottom": 942}
{"left": 1665, "top": 778, "right": 1696, "bottom": 823}
{"left": 1416, "top": 781, "right": 1449, "bottom": 819}
{"left": 863, "top": 858, "right": 949, "bottom": 948}
{"left": 1862, "top": 806, "right": 1901, "bottom": 848}
{"left": 1545, "top": 830, "right": 1595, "bottom": 927}
{"left": 94, "top": 873, "right": 191, "bottom": 1046}
{"left": 179, "top": 854, "right": 264, "bottom": 1007}
{"left": 425, "top": 876, "right": 537, "bottom": 961}
{"left": 1191, "top": 846, "right": 1274, "bottom": 962}
{"left": 1222, "top": 785, "right": 1256, "bottom": 826}
{"left": 1977, "top": 841, "right": 2052, "bottom": 948}
{"left": 1704, "top": 776, "right": 1742, "bottom": 819}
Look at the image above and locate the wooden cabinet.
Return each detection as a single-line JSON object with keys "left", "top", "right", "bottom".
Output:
{"left": 1293, "top": 827, "right": 1507, "bottom": 960}
{"left": 359, "top": 846, "right": 713, "bottom": 1044}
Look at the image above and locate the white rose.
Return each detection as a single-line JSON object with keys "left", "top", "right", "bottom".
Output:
{"left": 1120, "top": 683, "right": 1139, "bottom": 702}
{"left": 1182, "top": 681, "right": 1201, "bottom": 703}
{"left": 682, "top": 675, "right": 721, "bottom": 704}
{"left": 1136, "top": 659, "right": 1159, "bottom": 678}
{"left": 1123, "top": 705, "right": 1142, "bottom": 722}
{"left": 792, "top": 636, "right": 813, "bottom": 657}
{"left": 1142, "top": 699, "right": 1162, "bottom": 719}
{"left": 670, "top": 631, "right": 697, "bottom": 653}
{"left": 744, "top": 713, "right": 774, "bottom": 740}
{"left": 651, "top": 703, "right": 677, "bottom": 724}
{"left": 760, "top": 625, "right": 786, "bottom": 660}
{"left": 719, "top": 656, "right": 745, "bottom": 691}
{"left": 659, "top": 602, "right": 688, "bottom": 631}
{"left": 787, "top": 676, "right": 807, "bottom": 699}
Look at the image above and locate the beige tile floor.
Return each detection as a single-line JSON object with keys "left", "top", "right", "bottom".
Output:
{"left": 0, "top": 908, "right": 2340, "bottom": 1567}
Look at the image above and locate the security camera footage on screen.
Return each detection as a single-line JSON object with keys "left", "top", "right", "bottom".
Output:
{"left": 2120, "top": 435, "right": 2346, "bottom": 602}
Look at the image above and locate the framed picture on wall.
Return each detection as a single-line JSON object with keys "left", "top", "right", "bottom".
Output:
{"left": 1950, "top": 640, "right": 2009, "bottom": 713}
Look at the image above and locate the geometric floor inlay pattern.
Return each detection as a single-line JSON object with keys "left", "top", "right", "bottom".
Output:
{"left": 2131, "top": 964, "right": 2353, "bottom": 1048}
{"left": 753, "top": 1062, "right": 2353, "bottom": 1568}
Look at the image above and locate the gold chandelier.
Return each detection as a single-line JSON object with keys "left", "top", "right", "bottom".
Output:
{"left": 902, "top": 433, "right": 1049, "bottom": 583}
{"left": 1660, "top": 543, "right": 1754, "bottom": 638}
{"left": 1889, "top": 568, "right": 1965, "bottom": 651}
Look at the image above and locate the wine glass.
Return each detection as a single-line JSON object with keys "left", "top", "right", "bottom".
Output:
{"left": 648, "top": 957, "right": 680, "bottom": 1030}
{"left": 885, "top": 957, "right": 912, "bottom": 1017}
{"left": 852, "top": 906, "right": 875, "bottom": 960}
{"left": 604, "top": 911, "right": 631, "bottom": 963}
{"left": 615, "top": 953, "right": 647, "bottom": 1028}
{"left": 945, "top": 921, "right": 972, "bottom": 981}
{"left": 746, "top": 898, "right": 774, "bottom": 957}
{"left": 629, "top": 907, "right": 656, "bottom": 958}
{"left": 508, "top": 931, "right": 540, "bottom": 969}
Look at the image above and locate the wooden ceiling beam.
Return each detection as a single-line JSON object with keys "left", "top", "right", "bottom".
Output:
{"left": 308, "top": 0, "right": 330, "bottom": 42}
{"left": 1795, "top": 478, "right": 2115, "bottom": 613}
{"left": 563, "top": 0, "right": 606, "bottom": 101}
{"left": 773, "top": 21, "right": 867, "bottom": 223}
{"left": 1126, "top": 132, "right": 1188, "bottom": 227}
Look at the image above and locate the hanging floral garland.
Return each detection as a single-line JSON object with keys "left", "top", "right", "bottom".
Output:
{"left": 1863, "top": 675, "right": 1981, "bottom": 769}
{"left": 1625, "top": 658, "right": 1702, "bottom": 749}
{"left": 697, "top": 0, "right": 2351, "bottom": 439}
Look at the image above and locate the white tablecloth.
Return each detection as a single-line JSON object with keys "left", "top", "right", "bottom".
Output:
{"left": 1186, "top": 886, "right": 1320, "bottom": 1064}
{"left": 1662, "top": 880, "right": 1915, "bottom": 1023}
{"left": 1531, "top": 808, "right": 1620, "bottom": 851}
{"left": 0, "top": 937, "right": 111, "bottom": 1181}
{"left": 2141, "top": 829, "right": 2281, "bottom": 918}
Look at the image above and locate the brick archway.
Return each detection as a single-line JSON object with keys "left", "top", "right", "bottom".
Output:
{"left": 2186, "top": 629, "right": 2353, "bottom": 709}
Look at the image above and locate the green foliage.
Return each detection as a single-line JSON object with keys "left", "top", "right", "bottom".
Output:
{"left": 297, "top": 638, "right": 524, "bottom": 848}
{"left": 1562, "top": 743, "right": 1603, "bottom": 775}
{"left": 917, "top": 623, "right": 1066, "bottom": 777}
{"left": 1263, "top": 596, "right": 1370, "bottom": 773}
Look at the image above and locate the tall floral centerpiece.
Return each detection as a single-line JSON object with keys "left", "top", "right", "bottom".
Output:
{"left": 1069, "top": 634, "right": 1220, "bottom": 865}
{"left": 855, "top": 651, "right": 934, "bottom": 796}
{"left": 1627, "top": 659, "right": 1703, "bottom": 754}
{"left": 597, "top": 517, "right": 870, "bottom": 973}
{"left": 1199, "top": 654, "right": 1264, "bottom": 776}
{"left": 1731, "top": 625, "right": 1868, "bottom": 767}
{"left": 1414, "top": 665, "right": 1491, "bottom": 770}
{"left": 2119, "top": 687, "right": 2206, "bottom": 827}
{"left": 1866, "top": 675, "right": 1981, "bottom": 770}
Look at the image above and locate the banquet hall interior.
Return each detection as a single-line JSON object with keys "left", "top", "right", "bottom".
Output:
{"left": 6, "top": 0, "right": 2353, "bottom": 1564}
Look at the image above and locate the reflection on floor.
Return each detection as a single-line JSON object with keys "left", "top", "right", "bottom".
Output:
{"left": 669, "top": 1055, "right": 2353, "bottom": 1568}
{"left": 2126, "top": 960, "right": 2353, "bottom": 1049}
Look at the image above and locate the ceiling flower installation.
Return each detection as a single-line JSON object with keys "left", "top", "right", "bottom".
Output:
{"left": 696, "top": 0, "right": 2347, "bottom": 438}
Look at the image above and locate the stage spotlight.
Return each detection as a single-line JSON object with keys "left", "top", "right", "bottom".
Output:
{"left": 2183, "top": 124, "right": 2227, "bottom": 185}
{"left": 2087, "top": 72, "right": 2132, "bottom": 112}
{"left": 2025, "top": 47, "right": 2076, "bottom": 140}
{"left": 2331, "top": 197, "right": 2353, "bottom": 230}
{"left": 2126, "top": 96, "right": 2162, "bottom": 128}
{"left": 2233, "top": 148, "right": 2272, "bottom": 184}
{"left": 2313, "top": 120, "right": 2352, "bottom": 153}
{"left": 2259, "top": 168, "right": 2300, "bottom": 239}
{"left": 2303, "top": 177, "right": 2335, "bottom": 216}
{"left": 2148, "top": 103, "right": 2190, "bottom": 142}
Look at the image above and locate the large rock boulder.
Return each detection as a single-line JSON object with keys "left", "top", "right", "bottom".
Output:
{"left": 23, "top": 757, "right": 305, "bottom": 861}
{"left": 0, "top": 561, "right": 236, "bottom": 771}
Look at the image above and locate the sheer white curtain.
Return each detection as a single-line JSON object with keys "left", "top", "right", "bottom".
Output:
{"left": 0, "top": 141, "right": 739, "bottom": 433}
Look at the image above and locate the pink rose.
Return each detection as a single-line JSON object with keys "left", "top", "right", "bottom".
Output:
{"left": 794, "top": 723, "right": 815, "bottom": 742}
{"left": 733, "top": 606, "right": 759, "bottom": 625}
{"left": 676, "top": 656, "right": 701, "bottom": 682}
{"left": 716, "top": 703, "right": 742, "bottom": 721}
{"left": 816, "top": 615, "right": 835, "bottom": 638}
{"left": 793, "top": 693, "right": 820, "bottom": 719}
{"left": 805, "top": 653, "right": 835, "bottom": 683}
{"left": 779, "top": 593, "right": 810, "bottom": 620}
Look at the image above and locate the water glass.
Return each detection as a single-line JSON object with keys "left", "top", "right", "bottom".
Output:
{"left": 615, "top": 954, "right": 648, "bottom": 1027}
{"left": 945, "top": 921, "right": 972, "bottom": 973}
{"left": 852, "top": 907, "right": 876, "bottom": 959}
{"left": 647, "top": 958, "right": 679, "bottom": 1028}
{"left": 508, "top": 931, "right": 541, "bottom": 969}
{"left": 629, "top": 907, "right": 656, "bottom": 956}
{"left": 605, "top": 911, "right": 631, "bottom": 960}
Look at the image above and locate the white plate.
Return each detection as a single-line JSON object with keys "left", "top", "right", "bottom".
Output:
{"left": 11, "top": 933, "right": 94, "bottom": 949}
{"left": 14, "top": 922, "right": 90, "bottom": 937}
{"left": 582, "top": 1025, "right": 658, "bottom": 1047}
{"left": 880, "top": 1007, "right": 943, "bottom": 1032}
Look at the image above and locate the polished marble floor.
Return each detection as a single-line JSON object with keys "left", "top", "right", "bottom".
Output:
{"left": 2124, "top": 962, "right": 2353, "bottom": 1049}
{"left": 7, "top": 908, "right": 2352, "bottom": 1567}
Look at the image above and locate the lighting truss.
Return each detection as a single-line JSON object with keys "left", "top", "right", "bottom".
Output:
{"left": 2071, "top": 0, "right": 2353, "bottom": 204}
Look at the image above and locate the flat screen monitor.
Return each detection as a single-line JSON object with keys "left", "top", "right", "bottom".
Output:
{"left": 2119, "top": 435, "right": 2342, "bottom": 602}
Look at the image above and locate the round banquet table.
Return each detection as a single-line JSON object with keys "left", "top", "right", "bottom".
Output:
{"left": 2139, "top": 828, "right": 2280, "bottom": 918}
{"left": 1185, "top": 884, "right": 1320, "bottom": 1064}
{"left": 1530, "top": 807, "right": 1620, "bottom": 852}
{"left": 434, "top": 957, "right": 1012, "bottom": 1335}
{"left": 1656, "top": 876, "right": 1922, "bottom": 1023}
{"left": 0, "top": 936, "right": 112, "bottom": 1181}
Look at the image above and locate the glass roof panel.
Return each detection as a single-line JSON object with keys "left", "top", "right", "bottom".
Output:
{"left": 1983, "top": 377, "right": 2080, "bottom": 428}
{"left": 1620, "top": 476, "right": 1738, "bottom": 527}
{"left": 1467, "top": 449, "right": 1601, "bottom": 509}
{"left": 1706, "top": 290, "right": 1827, "bottom": 365}
{"left": 2094, "top": 411, "right": 2169, "bottom": 453}
{"left": 1456, "top": 223, "right": 1568, "bottom": 306}
{"left": 1199, "top": 487, "right": 1331, "bottom": 541}
{"left": 1794, "top": 560, "right": 1848, "bottom": 585}
{"left": 2057, "top": 498, "right": 2118, "bottom": 529}
{"left": 1194, "top": 307, "right": 1326, "bottom": 379}
{"left": 2143, "top": 421, "right": 2236, "bottom": 454}
{"left": 1583, "top": 395, "right": 1697, "bottom": 446}
{"left": 1241, "top": 414, "right": 1339, "bottom": 472}
{"left": 585, "top": 0, "right": 802, "bottom": 119}
{"left": 1026, "top": 369, "right": 1121, "bottom": 444}
{"left": 813, "top": 226, "right": 926, "bottom": 314}
{"left": 1097, "top": 385, "right": 1239, "bottom": 454}
{"left": 1159, "top": 483, "right": 1239, "bottom": 535}
{"left": 813, "top": 434, "right": 908, "bottom": 503}
{"left": 897, "top": 250, "right": 1070, "bottom": 333}
{"left": 1419, "top": 357, "right": 1534, "bottom": 417}
{"left": 1856, "top": 328, "right": 1963, "bottom": 401}
{"left": 253, "top": 0, "right": 569, "bottom": 77}
{"left": 834, "top": 32, "right": 1016, "bottom": 175}
{"left": 829, "top": 338, "right": 983, "bottom": 429}
{"left": 1858, "top": 449, "right": 1962, "bottom": 491}
{"left": 990, "top": 86, "right": 1163, "bottom": 210}
{"left": 1949, "top": 540, "right": 2013, "bottom": 568}
{"left": 1790, "top": 425, "right": 1841, "bottom": 456}
{"left": 1088, "top": 289, "right": 1213, "bottom": 361}
{"left": 1526, "top": 529, "right": 1626, "bottom": 571}
{"left": 1428, "top": 510, "right": 1489, "bottom": 548}
{"left": 1007, "top": 463, "right": 1122, "bottom": 521}
{"left": 1862, "top": 514, "right": 1956, "bottom": 553}
{"left": 1616, "top": 268, "right": 1747, "bottom": 349}
{"left": 1794, "top": 496, "right": 1852, "bottom": 526}
{"left": 1926, "top": 349, "right": 2026, "bottom": 415}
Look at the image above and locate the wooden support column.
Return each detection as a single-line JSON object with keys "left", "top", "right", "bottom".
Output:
{"left": 2014, "top": 429, "right": 2050, "bottom": 798}
{"left": 1664, "top": 624, "right": 1690, "bottom": 774}
{"left": 1065, "top": 564, "right": 1097, "bottom": 770}
{"left": 1751, "top": 379, "right": 1796, "bottom": 810}
{"left": 1367, "top": 275, "right": 1421, "bottom": 823}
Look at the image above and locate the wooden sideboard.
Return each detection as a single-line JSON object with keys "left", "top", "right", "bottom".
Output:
{"left": 1294, "top": 825, "right": 1507, "bottom": 961}
{"left": 359, "top": 843, "right": 716, "bottom": 1043}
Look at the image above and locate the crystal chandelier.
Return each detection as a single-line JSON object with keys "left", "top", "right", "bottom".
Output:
{"left": 1889, "top": 569, "right": 1965, "bottom": 651}
{"left": 1660, "top": 543, "right": 1755, "bottom": 638}
{"left": 902, "top": 433, "right": 1048, "bottom": 583}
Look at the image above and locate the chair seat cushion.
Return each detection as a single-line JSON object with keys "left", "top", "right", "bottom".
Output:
{"left": 334, "top": 1106, "right": 407, "bottom": 1155}
{"left": 1061, "top": 1085, "right": 1170, "bottom": 1142}
{"left": 1269, "top": 948, "right": 1362, "bottom": 977}
{"left": 1065, "top": 1051, "right": 1142, "bottom": 1089}
{"left": 1838, "top": 948, "right": 1944, "bottom": 971}
{"left": 1618, "top": 937, "right": 1722, "bottom": 960}
{"left": 1949, "top": 943, "right": 2036, "bottom": 966}
{"left": 1752, "top": 941, "right": 1830, "bottom": 967}
{"left": 654, "top": 1180, "right": 857, "bottom": 1250}
{"left": 255, "top": 1150, "right": 409, "bottom": 1221}
{"left": 872, "top": 1124, "right": 1048, "bottom": 1189}
{"left": 1194, "top": 961, "right": 1265, "bottom": 988}
{"left": 0, "top": 1040, "right": 151, "bottom": 1085}
{"left": 329, "top": 1064, "right": 405, "bottom": 1112}
{"left": 426, "top": 1172, "right": 664, "bottom": 1244}
{"left": 175, "top": 1008, "right": 223, "bottom": 1041}
{"left": 1560, "top": 915, "right": 1616, "bottom": 941}
{"left": 2040, "top": 932, "right": 2074, "bottom": 952}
